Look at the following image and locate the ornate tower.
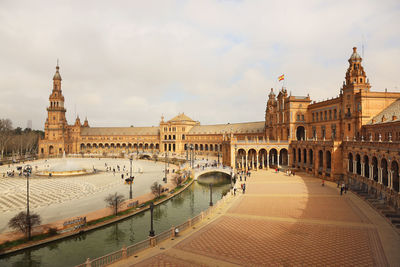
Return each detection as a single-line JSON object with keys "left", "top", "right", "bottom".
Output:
{"left": 344, "top": 47, "right": 371, "bottom": 93}
{"left": 43, "top": 64, "right": 68, "bottom": 154}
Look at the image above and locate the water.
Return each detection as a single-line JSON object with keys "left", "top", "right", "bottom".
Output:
{"left": 0, "top": 176, "right": 231, "bottom": 267}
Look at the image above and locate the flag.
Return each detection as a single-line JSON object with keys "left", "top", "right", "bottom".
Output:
{"left": 278, "top": 74, "right": 284, "bottom": 81}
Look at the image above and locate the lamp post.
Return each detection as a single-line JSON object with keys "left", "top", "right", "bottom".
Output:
{"left": 190, "top": 144, "right": 194, "bottom": 168}
{"left": 24, "top": 165, "right": 32, "bottom": 240}
{"left": 209, "top": 183, "right": 213, "bottom": 206}
{"left": 129, "top": 157, "right": 133, "bottom": 199}
{"left": 234, "top": 144, "right": 237, "bottom": 170}
{"left": 164, "top": 151, "right": 167, "bottom": 183}
{"left": 149, "top": 202, "right": 155, "bottom": 237}
{"left": 217, "top": 151, "right": 220, "bottom": 166}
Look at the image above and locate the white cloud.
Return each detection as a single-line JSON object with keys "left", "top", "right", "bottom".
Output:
{"left": 0, "top": 0, "right": 399, "bottom": 129}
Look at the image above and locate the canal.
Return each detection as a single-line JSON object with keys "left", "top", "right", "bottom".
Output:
{"left": 0, "top": 173, "right": 231, "bottom": 267}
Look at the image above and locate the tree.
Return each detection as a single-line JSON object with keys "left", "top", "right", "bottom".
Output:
{"left": 172, "top": 174, "right": 183, "bottom": 187}
{"left": 8, "top": 211, "right": 41, "bottom": 239}
{"left": 104, "top": 193, "right": 125, "bottom": 215}
{"left": 150, "top": 181, "right": 162, "bottom": 198}
{"left": 0, "top": 118, "right": 13, "bottom": 160}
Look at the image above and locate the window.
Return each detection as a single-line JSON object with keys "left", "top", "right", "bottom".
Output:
{"left": 322, "top": 126, "right": 326, "bottom": 139}
{"left": 348, "top": 124, "right": 351, "bottom": 131}
{"left": 164, "top": 135, "right": 167, "bottom": 140}
{"left": 301, "top": 115, "right": 304, "bottom": 121}
{"left": 173, "top": 135, "right": 176, "bottom": 140}
{"left": 312, "top": 113, "right": 315, "bottom": 122}
{"left": 297, "top": 114, "right": 300, "bottom": 121}
{"left": 316, "top": 113, "right": 318, "bottom": 121}
{"left": 312, "top": 127, "right": 316, "bottom": 138}
{"left": 329, "top": 110, "right": 332, "bottom": 120}
{"left": 334, "top": 109, "right": 337, "bottom": 119}
{"left": 182, "top": 134, "right": 185, "bottom": 140}
{"left": 324, "top": 111, "right": 327, "bottom": 120}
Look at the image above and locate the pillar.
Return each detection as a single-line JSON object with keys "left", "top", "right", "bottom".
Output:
{"left": 378, "top": 167, "right": 382, "bottom": 184}
{"left": 277, "top": 154, "right": 280, "bottom": 167}
{"left": 353, "top": 161, "right": 357, "bottom": 174}
{"left": 361, "top": 163, "right": 365, "bottom": 177}
{"left": 389, "top": 171, "right": 393, "bottom": 189}
{"left": 369, "top": 165, "right": 373, "bottom": 180}
{"left": 245, "top": 153, "right": 248, "bottom": 170}
{"left": 287, "top": 154, "right": 290, "bottom": 166}
{"left": 261, "top": 155, "right": 264, "bottom": 169}
{"left": 256, "top": 153, "right": 259, "bottom": 170}
{"left": 266, "top": 152, "right": 269, "bottom": 168}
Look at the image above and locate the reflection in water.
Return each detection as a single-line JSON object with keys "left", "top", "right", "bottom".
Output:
{"left": 105, "top": 224, "right": 126, "bottom": 247}
{"left": 0, "top": 178, "right": 230, "bottom": 267}
{"left": 197, "top": 172, "right": 231, "bottom": 185}
{"left": 11, "top": 251, "right": 41, "bottom": 267}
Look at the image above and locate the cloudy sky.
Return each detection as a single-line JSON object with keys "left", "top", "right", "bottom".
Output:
{"left": 1, "top": 0, "right": 399, "bottom": 130}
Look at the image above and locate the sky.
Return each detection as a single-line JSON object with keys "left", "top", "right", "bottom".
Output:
{"left": 0, "top": 0, "right": 399, "bottom": 130}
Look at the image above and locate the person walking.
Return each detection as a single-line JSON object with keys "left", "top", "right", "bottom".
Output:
{"left": 233, "top": 185, "right": 237, "bottom": 196}
{"left": 243, "top": 183, "right": 246, "bottom": 194}
{"left": 322, "top": 179, "right": 325, "bottom": 187}
{"left": 244, "top": 176, "right": 247, "bottom": 181}
{"left": 340, "top": 183, "right": 344, "bottom": 195}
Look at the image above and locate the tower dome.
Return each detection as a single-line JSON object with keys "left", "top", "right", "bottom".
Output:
{"left": 53, "top": 65, "right": 62, "bottom": 81}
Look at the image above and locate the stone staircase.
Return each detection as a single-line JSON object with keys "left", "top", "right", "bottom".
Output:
{"left": 352, "top": 188, "right": 400, "bottom": 231}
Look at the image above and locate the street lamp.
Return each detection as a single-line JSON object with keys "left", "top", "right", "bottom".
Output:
{"left": 149, "top": 202, "right": 155, "bottom": 237}
{"left": 190, "top": 144, "right": 194, "bottom": 168}
{"left": 23, "top": 164, "right": 32, "bottom": 240}
{"left": 217, "top": 151, "right": 220, "bottom": 166}
{"left": 164, "top": 151, "right": 168, "bottom": 183}
{"left": 129, "top": 157, "right": 133, "bottom": 199}
{"left": 209, "top": 183, "right": 213, "bottom": 206}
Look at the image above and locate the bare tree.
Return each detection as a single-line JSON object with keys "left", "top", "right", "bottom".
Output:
{"left": 150, "top": 181, "right": 162, "bottom": 198}
{"left": 8, "top": 211, "right": 41, "bottom": 239}
{"left": 0, "top": 119, "right": 13, "bottom": 160}
{"left": 172, "top": 174, "right": 183, "bottom": 187}
{"left": 104, "top": 193, "right": 125, "bottom": 215}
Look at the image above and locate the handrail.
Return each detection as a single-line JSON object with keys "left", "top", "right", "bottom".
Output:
{"left": 76, "top": 189, "right": 234, "bottom": 267}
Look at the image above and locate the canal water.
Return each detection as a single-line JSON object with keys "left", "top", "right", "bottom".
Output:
{"left": 0, "top": 174, "right": 231, "bottom": 267}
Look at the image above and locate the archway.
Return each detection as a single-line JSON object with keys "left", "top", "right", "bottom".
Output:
{"left": 248, "top": 149, "right": 257, "bottom": 170}
{"left": 292, "top": 148, "right": 296, "bottom": 165}
{"left": 296, "top": 126, "right": 305, "bottom": 141}
{"left": 356, "top": 154, "right": 361, "bottom": 175}
{"left": 381, "top": 158, "right": 388, "bottom": 186}
{"left": 348, "top": 153, "right": 353, "bottom": 173}
{"left": 297, "top": 148, "right": 301, "bottom": 164}
{"left": 326, "top": 151, "right": 331, "bottom": 170}
{"left": 269, "top": 148, "right": 278, "bottom": 167}
{"left": 318, "top": 150, "right": 323, "bottom": 171}
{"left": 372, "top": 157, "right": 378, "bottom": 182}
{"left": 49, "top": 145, "right": 54, "bottom": 155}
{"left": 279, "top": 148, "right": 288, "bottom": 166}
{"left": 363, "top": 155, "right": 369, "bottom": 178}
{"left": 237, "top": 149, "right": 246, "bottom": 169}
{"left": 80, "top": 144, "right": 85, "bottom": 150}
{"left": 258, "top": 149, "right": 267, "bottom": 168}
{"left": 391, "top": 161, "right": 399, "bottom": 192}
{"left": 309, "top": 149, "right": 313, "bottom": 166}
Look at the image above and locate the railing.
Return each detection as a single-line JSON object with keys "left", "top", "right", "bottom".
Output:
{"left": 76, "top": 190, "right": 233, "bottom": 267}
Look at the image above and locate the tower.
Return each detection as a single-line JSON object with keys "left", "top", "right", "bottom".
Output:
{"left": 341, "top": 47, "right": 371, "bottom": 139}
{"left": 43, "top": 64, "right": 68, "bottom": 154}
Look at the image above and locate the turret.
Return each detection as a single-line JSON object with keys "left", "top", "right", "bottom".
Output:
{"left": 344, "top": 47, "right": 370, "bottom": 93}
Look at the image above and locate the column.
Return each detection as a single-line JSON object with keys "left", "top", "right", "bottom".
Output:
{"left": 287, "top": 154, "right": 290, "bottom": 166}
{"left": 378, "top": 167, "right": 382, "bottom": 184}
{"left": 369, "top": 165, "right": 373, "bottom": 180}
{"left": 389, "top": 171, "right": 393, "bottom": 189}
{"left": 261, "top": 155, "right": 264, "bottom": 169}
{"left": 361, "top": 164, "right": 365, "bottom": 177}
{"left": 266, "top": 152, "right": 269, "bottom": 169}
{"left": 353, "top": 161, "right": 357, "bottom": 174}
{"left": 241, "top": 156, "right": 244, "bottom": 170}
{"left": 256, "top": 153, "right": 259, "bottom": 170}
{"left": 245, "top": 153, "right": 248, "bottom": 170}
{"left": 277, "top": 154, "right": 280, "bottom": 168}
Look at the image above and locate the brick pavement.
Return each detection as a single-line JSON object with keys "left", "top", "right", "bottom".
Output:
{"left": 112, "top": 169, "right": 400, "bottom": 267}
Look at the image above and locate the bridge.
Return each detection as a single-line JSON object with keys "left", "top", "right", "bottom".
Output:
{"left": 193, "top": 166, "right": 233, "bottom": 180}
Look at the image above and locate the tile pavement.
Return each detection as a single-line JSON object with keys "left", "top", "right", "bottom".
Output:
{"left": 113, "top": 170, "right": 399, "bottom": 267}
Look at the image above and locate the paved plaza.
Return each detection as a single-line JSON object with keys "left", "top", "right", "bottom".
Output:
{"left": 114, "top": 170, "right": 400, "bottom": 267}
{"left": 0, "top": 158, "right": 166, "bottom": 233}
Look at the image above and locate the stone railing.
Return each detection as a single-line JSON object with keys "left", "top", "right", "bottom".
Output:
{"left": 75, "top": 191, "right": 233, "bottom": 267}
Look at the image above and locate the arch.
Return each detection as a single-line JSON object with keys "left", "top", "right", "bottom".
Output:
{"left": 87, "top": 143, "right": 92, "bottom": 148}
{"left": 248, "top": 149, "right": 257, "bottom": 170}
{"left": 150, "top": 143, "right": 154, "bottom": 149}
{"left": 116, "top": 143, "right": 121, "bottom": 148}
{"left": 326, "top": 151, "right": 331, "bottom": 170}
{"left": 80, "top": 143, "right": 85, "bottom": 150}
{"left": 59, "top": 148, "right": 62, "bottom": 154}
{"left": 280, "top": 148, "right": 288, "bottom": 166}
{"left": 296, "top": 126, "right": 305, "bottom": 141}
{"left": 348, "top": 153, "right": 353, "bottom": 173}
{"left": 356, "top": 154, "right": 361, "bottom": 175}
{"left": 128, "top": 143, "right": 132, "bottom": 149}
{"left": 93, "top": 143, "right": 98, "bottom": 148}
{"left": 309, "top": 149, "right": 314, "bottom": 166}
{"left": 381, "top": 158, "right": 388, "bottom": 186}
{"left": 133, "top": 143, "right": 138, "bottom": 149}
{"left": 258, "top": 149, "right": 267, "bottom": 169}
{"left": 297, "top": 148, "right": 301, "bottom": 164}
{"left": 155, "top": 143, "right": 159, "bottom": 150}
{"left": 200, "top": 144, "right": 204, "bottom": 151}
{"left": 372, "top": 157, "right": 378, "bottom": 182}
{"left": 105, "top": 143, "right": 109, "bottom": 148}
{"left": 269, "top": 148, "right": 278, "bottom": 167}
{"left": 363, "top": 155, "right": 369, "bottom": 178}
{"left": 139, "top": 143, "right": 143, "bottom": 150}
{"left": 318, "top": 150, "right": 323, "bottom": 170}
{"left": 99, "top": 143, "right": 104, "bottom": 148}
{"left": 49, "top": 145, "right": 54, "bottom": 155}
{"left": 391, "top": 161, "right": 399, "bottom": 192}
{"left": 111, "top": 143, "right": 115, "bottom": 148}
{"left": 184, "top": 144, "right": 188, "bottom": 150}
{"left": 144, "top": 143, "right": 149, "bottom": 150}
{"left": 237, "top": 149, "right": 247, "bottom": 169}
{"left": 292, "top": 148, "right": 296, "bottom": 164}
{"left": 195, "top": 144, "right": 199, "bottom": 151}
{"left": 205, "top": 144, "right": 208, "bottom": 151}
{"left": 210, "top": 144, "right": 214, "bottom": 151}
